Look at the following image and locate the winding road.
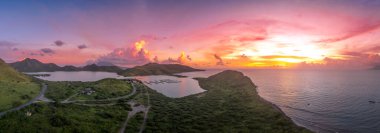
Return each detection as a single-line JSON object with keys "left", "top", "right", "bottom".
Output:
{"left": 139, "top": 86, "right": 151, "bottom": 133}
{"left": 0, "top": 84, "right": 47, "bottom": 117}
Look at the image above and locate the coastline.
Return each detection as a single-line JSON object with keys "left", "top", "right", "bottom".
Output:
{"left": 257, "top": 93, "right": 307, "bottom": 129}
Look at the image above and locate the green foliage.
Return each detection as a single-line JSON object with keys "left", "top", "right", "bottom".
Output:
{"left": 0, "top": 78, "right": 143, "bottom": 132}
{"left": 0, "top": 102, "right": 129, "bottom": 133}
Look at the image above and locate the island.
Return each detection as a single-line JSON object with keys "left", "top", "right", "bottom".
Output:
{"left": 118, "top": 63, "right": 203, "bottom": 77}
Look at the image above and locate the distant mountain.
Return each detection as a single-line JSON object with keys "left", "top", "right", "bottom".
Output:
{"left": 81, "top": 64, "right": 123, "bottom": 72}
{"left": 372, "top": 66, "right": 380, "bottom": 70}
{"left": 118, "top": 63, "right": 203, "bottom": 76}
{"left": 9, "top": 58, "right": 122, "bottom": 72}
{"left": 9, "top": 58, "right": 61, "bottom": 72}
{"left": 95, "top": 61, "right": 116, "bottom": 66}
{"left": 61, "top": 65, "right": 80, "bottom": 71}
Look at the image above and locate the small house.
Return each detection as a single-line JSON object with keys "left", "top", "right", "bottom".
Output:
{"left": 81, "top": 88, "right": 96, "bottom": 95}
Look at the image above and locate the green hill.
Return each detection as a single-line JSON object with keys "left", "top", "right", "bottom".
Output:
{"left": 0, "top": 59, "right": 30, "bottom": 82}
{"left": 118, "top": 63, "right": 203, "bottom": 76}
{"left": 0, "top": 58, "right": 40, "bottom": 111}
{"left": 145, "top": 70, "right": 310, "bottom": 132}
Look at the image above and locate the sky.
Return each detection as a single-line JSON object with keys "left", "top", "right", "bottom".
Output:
{"left": 1, "top": 0, "right": 380, "bottom": 69}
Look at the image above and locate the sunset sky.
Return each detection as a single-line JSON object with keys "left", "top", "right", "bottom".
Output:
{"left": 1, "top": 0, "right": 380, "bottom": 69}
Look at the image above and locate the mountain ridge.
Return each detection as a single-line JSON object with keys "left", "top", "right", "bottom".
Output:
{"left": 9, "top": 58, "right": 123, "bottom": 72}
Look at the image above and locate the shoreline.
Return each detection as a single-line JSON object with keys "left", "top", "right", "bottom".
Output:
{"left": 256, "top": 88, "right": 313, "bottom": 132}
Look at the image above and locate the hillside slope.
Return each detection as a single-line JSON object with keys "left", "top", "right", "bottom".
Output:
{"left": 0, "top": 59, "right": 40, "bottom": 111}
{"left": 0, "top": 59, "right": 30, "bottom": 82}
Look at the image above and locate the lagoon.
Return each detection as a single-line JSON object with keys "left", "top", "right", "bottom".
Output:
{"left": 27, "top": 71, "right": 205, "bottom": 98}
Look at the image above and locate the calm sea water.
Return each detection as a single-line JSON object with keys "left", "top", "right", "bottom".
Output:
{"left": 134, "top": 75, "right": 205, "bottom": 98}
{"left": 29, "top": 70, "right": 380, "bottom": 132}
{"left": 181, "top": 69, "right": 380, "bottom": 133}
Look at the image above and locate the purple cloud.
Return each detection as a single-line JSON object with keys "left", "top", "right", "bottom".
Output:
{"left": 214, "top": 54, "right": 224, "bottom": 66}
{"left": 54, "top": 40, "right": 65, "bottom": 47}
{"left": 40, "top": 48, "right": 55, "bottom": 54}
{"left": 78, "top": 44, "right": 88, "bottom": 49}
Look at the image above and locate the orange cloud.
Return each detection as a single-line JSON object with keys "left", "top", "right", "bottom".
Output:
{"left": 95, "top": 40, "right": 151, "bottom": 67}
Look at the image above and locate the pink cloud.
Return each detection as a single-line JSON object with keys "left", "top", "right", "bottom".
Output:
{"left": 316, "top": 22, "right": 380, "bottom": 43}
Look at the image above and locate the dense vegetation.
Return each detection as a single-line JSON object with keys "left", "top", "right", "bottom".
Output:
{"left": 0, "top": 58, "right": 40, "bottom": 111}
{"left": 9, "top": 58, "right": 122, "bottom": 72}
{"left": 144, "top": 70, "right": 310, "bottom": 132}
{"left": 0, "top": 102, "right": 130, "bottom": 132}
{"left": 118, "top": 63, "right": 203, "bottom": 76}
{"left": 45, "top": 78, "right": 133, "bottom": 101}
{"left": 0, "top": 79, "right": 145, "bottom": 132}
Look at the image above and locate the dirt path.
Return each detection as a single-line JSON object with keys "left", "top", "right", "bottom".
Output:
{"left": 73, "top": 103, "right": 116, "bottom": 107}
{"left": 118, "top": 84, "right": 152, "bottom": 133}
{"left": 0, "top": 83, "right": 47, "bottom": 117}
{"left": 118, "top": 101, "right": 147, "bottom": 133}
{"left": 61, "top": 93, "right": 78, "bottom": 103}
{"left": 139, "top": 86, "right": 151, "bottom": 133}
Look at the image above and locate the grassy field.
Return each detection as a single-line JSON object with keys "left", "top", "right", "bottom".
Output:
{"left": 144, "top": 70, "right": 311, "bottom": 132}
{"left": 45, "top": 78, "right": 132, "bottom": 101}
{"left": 0, "top": 81, "right": 40, "bottom": 111}
{"left": 0, "top": 59, "right": 40, "bottom": 112}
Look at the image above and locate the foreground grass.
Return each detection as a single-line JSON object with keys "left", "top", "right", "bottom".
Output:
{"left": 0, "top": 81, "right": 40, "bottom": 111}
{"left": 144, "top": 70, "right": 311, "bottom": 133}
